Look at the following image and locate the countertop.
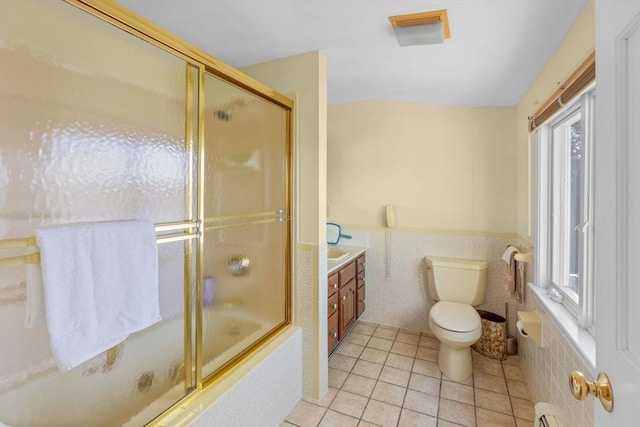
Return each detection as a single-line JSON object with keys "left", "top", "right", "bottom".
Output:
{"left": 327, "top": 244, "right": 368, "bottom": 274}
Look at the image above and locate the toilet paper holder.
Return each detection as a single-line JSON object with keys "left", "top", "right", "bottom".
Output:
{"left": 517, "top": 311, "right": 543, "bottom": 347}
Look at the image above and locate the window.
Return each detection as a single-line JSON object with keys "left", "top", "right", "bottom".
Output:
{"left": 536, "top": 86, "right": 595, "bottom": 331}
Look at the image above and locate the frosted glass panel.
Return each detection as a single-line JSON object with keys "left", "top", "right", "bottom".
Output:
{"left": 0, "top": 2, "right": 192, "bottom": 426}
{"left": 201, "top": 72, "right": 289, "bottom": 380}
{"left": 201, "top": 220, "right": 287, "bottom": 378}
{"left": 203, "top": 74, "right": 288, "bottom": 218}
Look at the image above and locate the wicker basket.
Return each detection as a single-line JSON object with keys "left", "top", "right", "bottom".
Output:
{"left": 472, "top": 310, "right": 507, "bottom": 360}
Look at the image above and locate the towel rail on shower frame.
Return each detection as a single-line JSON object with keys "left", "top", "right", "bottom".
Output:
{"left": 0, "top": 220, "right": 201, "bottom": 269}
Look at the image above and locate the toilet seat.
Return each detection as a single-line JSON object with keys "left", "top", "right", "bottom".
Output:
{"left": 430, "top": 301, "right": 480, "bottom": 333}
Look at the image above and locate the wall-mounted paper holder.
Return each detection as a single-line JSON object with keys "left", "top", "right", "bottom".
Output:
{"left": 517, "top": 311, "right": 542, "bottom": 347}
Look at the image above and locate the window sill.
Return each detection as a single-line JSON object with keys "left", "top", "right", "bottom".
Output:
{"left": 528, "top": 283, "right": 596, "bottom": 375}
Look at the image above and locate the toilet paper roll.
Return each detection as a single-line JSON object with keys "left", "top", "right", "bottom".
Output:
{"left": 516, "top": 320, "right": 528, "bottom": 337}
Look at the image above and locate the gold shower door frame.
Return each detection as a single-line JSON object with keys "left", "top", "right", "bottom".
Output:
{"left": 64, "top": 0, "right": 294, "bottom": 424}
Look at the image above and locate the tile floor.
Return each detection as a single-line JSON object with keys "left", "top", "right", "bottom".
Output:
{"left": 282, "top": 321, "right": 535, "bottom": 427}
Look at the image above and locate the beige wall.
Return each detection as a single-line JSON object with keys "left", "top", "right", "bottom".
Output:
{"left": 242, "top": 52, "right": 329, "bottom": 400}
{"left": 328, "top": 101, "right": 516, "bottom": 234}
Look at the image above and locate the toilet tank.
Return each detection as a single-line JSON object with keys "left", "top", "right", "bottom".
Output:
{"left": 425, "top": 256, "right": 488, "bottom": 306}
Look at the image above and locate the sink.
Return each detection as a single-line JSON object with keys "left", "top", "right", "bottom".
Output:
{"left": 328, "top": 247, "right": 349, "bottom": 261}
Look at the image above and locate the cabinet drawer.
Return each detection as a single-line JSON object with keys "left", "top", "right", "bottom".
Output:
{"left": 328, "top": 311, "right": 339, "bottom": 355}
{"left": 328, "top": 291, "right": 339, "bottom": 317}
{"left": 356, "top": 254, "right": 366, "bottom": 273}
{"left": 339, "top": 261, "right": 356, "bottom": 287}
{"left": 357, "top": 271, "right": 365, "bottom": 287}
{"left": 328, "top": 272, "right": 339, "bottom": 297}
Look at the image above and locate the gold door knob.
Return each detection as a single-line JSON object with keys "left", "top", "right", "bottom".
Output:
{"left": 569, "top": 371, "right": 614, "bottom": 412}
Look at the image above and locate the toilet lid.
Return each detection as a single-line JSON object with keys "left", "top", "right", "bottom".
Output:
{"left": 430, "top": 301, "right": 481, "bottom": 332}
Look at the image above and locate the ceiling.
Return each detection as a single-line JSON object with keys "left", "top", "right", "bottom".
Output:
{"left": 118, "top": 0, "right": 589, "bottom": 107}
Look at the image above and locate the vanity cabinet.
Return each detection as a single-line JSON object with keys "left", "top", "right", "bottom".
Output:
{"left": 328, "top": 253, "right": 366, "bottom": 355}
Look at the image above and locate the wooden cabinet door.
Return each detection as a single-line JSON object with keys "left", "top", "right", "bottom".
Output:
{"left": 339, "top": 280, "right": 356, "bottom": 338}
{"left": 328, "top": 311, "right": 339, "bottom": 355}
{"left": 356, "top": 284, "right": 365, "bottom": 319}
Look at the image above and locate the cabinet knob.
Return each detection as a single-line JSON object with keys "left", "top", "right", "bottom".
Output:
{"left": 332, "top": 283, "right": 338, "bottom": 289}
{"left": 342, "top": 295, "right": 346, "bottom": 301}
{"left": 361, "top": 278, "right": 366, "bottom": 283}
{"left": 332, "top": 304, "right": 338, "bottom": 309}
{"left": 332, "top": 332, "right": 338, "bottom": 338}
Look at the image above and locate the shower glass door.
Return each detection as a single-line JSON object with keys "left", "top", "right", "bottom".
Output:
{"left": 200, "top": 73, "right": 290, "bottom": 379}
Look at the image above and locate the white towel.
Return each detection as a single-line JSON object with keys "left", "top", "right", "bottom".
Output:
{"left": 35, "top": 220, "right": 160, "bottom": 372}
{"left": 25, "top": 262, "right": 46, "bottom": 328}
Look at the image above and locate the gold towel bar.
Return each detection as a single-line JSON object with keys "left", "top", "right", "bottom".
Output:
{"left": 0, "top": 221, "right": 199, "bottom": 268}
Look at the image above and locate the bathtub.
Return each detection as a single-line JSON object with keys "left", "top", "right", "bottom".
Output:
{"left": 0, "top": 309, "right": 267, "bottom": 427}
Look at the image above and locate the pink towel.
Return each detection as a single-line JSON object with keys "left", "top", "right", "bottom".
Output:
{"left": 503, "top": 246, "right": 523, "bottom": 303}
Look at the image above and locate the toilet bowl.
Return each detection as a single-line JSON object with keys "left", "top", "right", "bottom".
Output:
{"left": 425, "top": 256, "right": 488, "bottom": 382}
{"left": 429, "top": 301, "right": 482, "bottom": 381}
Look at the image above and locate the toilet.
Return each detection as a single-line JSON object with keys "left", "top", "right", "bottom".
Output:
{"left": 425, "top": 256, "right": 488, "bottom": 381}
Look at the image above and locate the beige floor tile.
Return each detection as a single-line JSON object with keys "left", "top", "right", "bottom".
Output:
{"left": 328, "top": 390, "right": 368, "bottom": 419}
{"left": 396, "top": 331, "right": 421, "bottom": 345}
{"left": 416, "top": 346, "right": 439, "bottom": 362}
{"left": 443, "top": 374, "right": 473, "bottom": 386}
{"left": 328, "top": 368, "right": 348, "bottom": 388}
{"left": 329, "top": 353, "right": 357, "bottom": 372}
{"left": 342, "top": 373, "right": 377, "bottom": 397}
{"left": 285, "top": 400, "right": 327, "bottom": 427}
{"left": 506, "top": 379, "right": 531, "bottom": 400}
{"left": 391, "top": 341, "right": 418, "bottom": 357}
{"left": 346, "top": 332, "right": 372, "bottom": 346}
{"left": 419, "top": 335, "right": 440, "bottom": 349}
{"left": 371, "top": 380, "right": 406, "bottom": 406}
{"left": 367, "top": 337, "right": 394, "bottom": 352}
{"left": 409, "top": 372, "right": 441, "bottom": 396}
{"left": 357, "top": 421, "right": 378, "bottom": 427}
{"left": 398, "top": 408, "right": 438, "bottom": 427}
{"left": 412, "top": 359, "right": 441, "bottom": 378}
{"left": 359, "top": 347, "right": 389, "bottom": 364}
{"left": 438, "top": 398, "right": 476, "bottom": 426}
{"left": 351, "top": 359, "right": 383, "bottom": 379}
{"left": 503, "top": 364, "right": 525, "bottom": 381}
{"left": 510, "top": 397, "right": 535, "bottom": 421}
{"left": 472, "top": 354, "right": 504, "bottom": 377}
{"left": 318, "top": 409, "right": 359, "bottom": 427}
{"left": 373, "top": 326, "right": 399, "bottom": 340}
{"left": 379, "top": 365, "right": 411, "bottom": 387}
{"left": 441, "top": 380, "right": 474, "bottom": 405}
{"left": 403, "top": 389, "right": 439, "bottom": 417}
{"left": 352, "top": 322, "right": 377, "bottom": 336}
{"left": 515, "top": 418, "right": 531, "bottom": 427}
{"left": 474, "top": 372, "right": 508, "bottom": 394}
{"left": 385, "top": 353, "right": 414, "bottom": 371}
{"left": 337, "top": 342, "right": 365, "bottom": 358}
{"left": 474, "top": 388, "right": 512, "bottom": 416}
{"left": 476, "top": 407, "right": 516, "bottom": 427}
{"left": 361, "top": 399, "right": 401, "bottom": 427}
{"left": 437, "top": 420, "right": 466, "bottom": 427}
{"left": 305, "top": 387, "right": 339, "bottom": 408}
{"left": 502, "top": 354, "right": 522, "bottom": 367}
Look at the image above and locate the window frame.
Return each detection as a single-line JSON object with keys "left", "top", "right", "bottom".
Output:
{"left": 535, "top": 85, "right": 596, "bottom": 334}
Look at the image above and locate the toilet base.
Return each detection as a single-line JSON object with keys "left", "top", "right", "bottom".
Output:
{"left": 437, "top": 343, "right": 473, "bottom": 382}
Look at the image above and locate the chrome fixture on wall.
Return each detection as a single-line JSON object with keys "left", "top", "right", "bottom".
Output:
{"left": 228, "top": 255, "right": 251, "bottom": 277}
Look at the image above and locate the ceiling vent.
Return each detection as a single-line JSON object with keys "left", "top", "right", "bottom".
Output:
{"left": 388, "top": 10, "right": 451, "bottom": 46}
